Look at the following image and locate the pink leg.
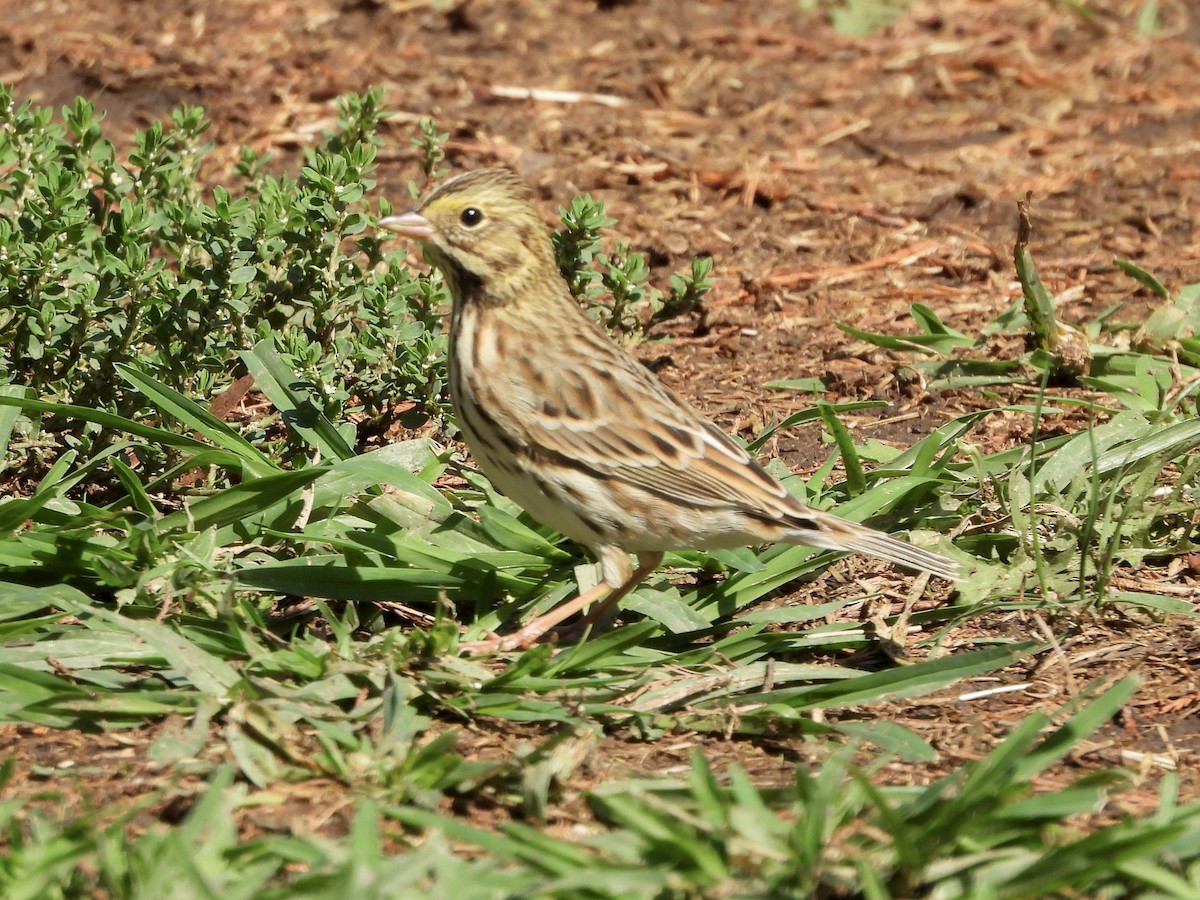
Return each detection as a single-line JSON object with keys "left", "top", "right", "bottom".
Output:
{"left": 577, "top": 551, "right": 664, "bottom": 631}
{"left": 459, "top": 551, "right": 664, "bottom": 655}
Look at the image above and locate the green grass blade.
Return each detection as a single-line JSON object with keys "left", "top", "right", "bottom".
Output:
{"left": 159, "top": 467, "right": 326, "bottom": 532}
{"left": 240, "top": 340, "right": 357, "bottom": 461}
{"left": 117, "top": 364, "right": 279, "bottom": 476}
{"left": 0, "top": 394, "right": 211, "bottom": 452}
{"left": 818, "top": 402, "right": 865, "bottom": 495}
{"left": 746, "top": 644, "right": 1034, "bottom": 711}
{"left": 0, "top": 384, "right": 30, "bottom": 464}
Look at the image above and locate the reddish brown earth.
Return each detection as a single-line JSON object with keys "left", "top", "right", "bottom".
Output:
{"left": 2, "top": 0, "right": 1198, "bottom": 848}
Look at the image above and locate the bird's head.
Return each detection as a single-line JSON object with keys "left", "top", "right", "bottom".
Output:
{"left": 380, "top": 168, "right": 557, "bottom": 304}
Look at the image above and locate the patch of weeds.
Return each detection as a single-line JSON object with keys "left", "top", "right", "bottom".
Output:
{"left": 552, "top": 193, "right": 712, "bottom": 340}
{"left": 0, "top": 86, "right": 451, "bottom": 471}
{"left": 388, "top": 677, "right": 1200, "bottom": 898}
{"left": 409, "top": 116, "right": 450, "bottom": 189}
{"left": 842, "top": 197, "right": 1200, "bottom": 410}
{"left": 824, "top": 196, "right": 1200, "bottom": 608}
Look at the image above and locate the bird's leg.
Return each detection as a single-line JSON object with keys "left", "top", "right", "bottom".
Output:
{"left": 458, "top": 551, "right": 663, "bottom": 655}
{"left": 576, "top": 551, "right": 664, "bottom": 631}
{"left": 458, "top": 578, "right": 613, "bottom": 655}
{"left": 547, "top": 551, "right": 666, "bottom": 645}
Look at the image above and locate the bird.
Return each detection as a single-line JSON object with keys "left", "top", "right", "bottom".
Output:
{"left": 379, "top": 168, "right": 962, "bottom": 653}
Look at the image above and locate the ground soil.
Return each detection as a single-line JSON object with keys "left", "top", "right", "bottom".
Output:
{"left": 2, "top": 0, "right": 1199, "bottom": 853}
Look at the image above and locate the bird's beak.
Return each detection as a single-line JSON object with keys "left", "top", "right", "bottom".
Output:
{"left": 378, "top": 210, "right": 435, "bottom": 239}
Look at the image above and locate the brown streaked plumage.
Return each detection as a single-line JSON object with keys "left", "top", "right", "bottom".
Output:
{"left": 380, "top": 168, "right": 963, "bottom": 653}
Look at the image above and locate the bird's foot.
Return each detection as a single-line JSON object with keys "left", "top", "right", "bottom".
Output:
{"left": 457, "top": 617, "right": 609, "bottom": 655}
{"left": 457, "top": 624, "right": 550, "bottom": 655}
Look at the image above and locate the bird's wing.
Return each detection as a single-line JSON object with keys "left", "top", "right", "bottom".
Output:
{"left": 482, "top": 316, "right": 803, "bottom": 522}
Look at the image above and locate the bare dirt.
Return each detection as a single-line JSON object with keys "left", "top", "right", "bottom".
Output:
{"left": 2, "top": 0, "right": 1199, "bottom": 850}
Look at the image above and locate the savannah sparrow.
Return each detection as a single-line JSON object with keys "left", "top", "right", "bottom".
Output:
{"left": 380, "top": 168, "right": 961, "bottom": 653}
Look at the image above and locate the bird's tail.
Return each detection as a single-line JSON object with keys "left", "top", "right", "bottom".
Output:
{"left": 789, "top": 509, "right": 963, "bottom": 582}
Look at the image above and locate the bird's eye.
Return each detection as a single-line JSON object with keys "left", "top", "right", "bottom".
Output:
{"left": 460, "top": 207, "right": 484, "bottom": 227}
